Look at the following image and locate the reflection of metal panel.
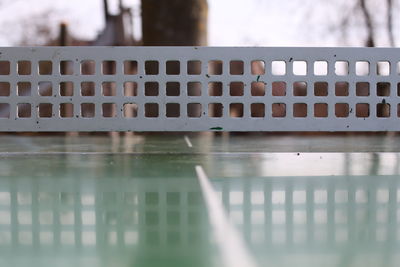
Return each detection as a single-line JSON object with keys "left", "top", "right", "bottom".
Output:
{"left": 0, "top": 176, "right": 211, "bottom": 266}
{"left": 212, "top": 175, "right": 400, "bottom": 254}
{"left": 1, "top": 174, "right": 398, "bottom": 266}
{"left": 2, "top": 175, "right": 396, "bottom": 251}
{"left": 0, "top": 47, "right": 400, "bottom": 131}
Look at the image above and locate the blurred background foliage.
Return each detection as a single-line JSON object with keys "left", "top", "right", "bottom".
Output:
{"left": 0, "top": 0, "right": 398, "bottom": 47}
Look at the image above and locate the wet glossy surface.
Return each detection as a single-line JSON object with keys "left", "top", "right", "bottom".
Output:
{"left": 0, "top": 134, "right": 399, "bottom": 267}
{"left": 1, "top": 133, "right": 400, "bottom": 154}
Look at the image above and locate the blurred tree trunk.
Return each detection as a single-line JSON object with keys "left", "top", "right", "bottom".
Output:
{"left": 141, "top": 0, "right": 208, "bottom": 118}
{"left": 141, "top": 0, "right": 208, "bottom": 46}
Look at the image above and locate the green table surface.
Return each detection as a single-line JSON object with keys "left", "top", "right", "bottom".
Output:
{"left": 0, "top": 133, "right": 399, "bottom": 267}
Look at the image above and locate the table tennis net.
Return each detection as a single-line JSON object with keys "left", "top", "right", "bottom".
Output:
{"left": 0, "top": 46, "right": 398, "bottom": 131}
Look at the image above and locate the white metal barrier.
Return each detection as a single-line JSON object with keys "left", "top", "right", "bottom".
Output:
{"left": 0, "top": 46, "right": 399, "bottom": 131}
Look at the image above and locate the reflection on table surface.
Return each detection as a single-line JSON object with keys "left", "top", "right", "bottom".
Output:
{"left": 0, "top": 173, "right": 399, "bottom": 266}
{"left": 0, "top": 135, "right": 399, "bottom": 267}
{"left": 0, "top": 175, "right": 215, "bottom": 267}
{"left": 215, "top": 175, "right": 400, "bottom": 267}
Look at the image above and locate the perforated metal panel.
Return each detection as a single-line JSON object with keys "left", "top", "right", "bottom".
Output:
{"left": 0, "top": 46, "right": 399, "bottom": 131}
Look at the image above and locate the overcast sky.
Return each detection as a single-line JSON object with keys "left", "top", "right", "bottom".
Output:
{"left": 0, "top": 0, "right": 397, "bottom": 46}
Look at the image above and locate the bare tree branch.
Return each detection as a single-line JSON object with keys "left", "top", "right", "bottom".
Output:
{"left": 337, "top": 2, "right": 359, "bottom": 45}
{"left": 359, "top": 0, "right": 375, "bottom": 47}
{"left": 387, "top": 0, "right": 395, "bottom": 46}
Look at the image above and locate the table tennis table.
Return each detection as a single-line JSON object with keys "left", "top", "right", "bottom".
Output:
{"left": 0, "top": 133, "right": 399, "bottom": 267}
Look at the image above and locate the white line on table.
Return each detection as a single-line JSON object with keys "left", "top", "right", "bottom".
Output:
{"left": 184, "top": 135, "right": 193, "bottom": 148}
{"left": 195, "top": 165, "right": 258, "bottom": 267}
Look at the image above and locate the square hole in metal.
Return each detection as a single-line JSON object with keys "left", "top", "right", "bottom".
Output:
{"left": 398, "top": 83, "right": 400, "bottom": 96}
{"left": 251, "top": 103, "right": 265, "bottom": 117}
{"left": 166, "top": 61, "right": 180, "bottom": 75}
{"left": 60, "top": 82, "right": 73, "bottom": 96}
{"left": 102, "top": 82, "right": 116, "bottom": 96}
{"left": 272, "top": 103, "right": 286, "bottom": 117}
{"left": 166, "top": 103, "right": 180, "bottom": 117}
{"left": 145, "top": 82, "right": 159, "bottom": 96}
{"left": 335, "top": 82, "right": 349, "bottom": 96}
{"left": 124, "top": 60, "right": 138, "bottom": 75}
{"left": 166, "top": 82, "right": 180, "bottom": 96}
{"left": 293, "top": 82, "right": 307, "bottom": 96}
{"left": 0, "top": 103, "right": 10, "bottom": 118}
{"left": 314, "top": 103, "right": 328, "bottom": 117}
{"left": 208, "top": 103, "right": 223, "bottom": 117}
{"left": 81, "top": 60, "right": 95, "bottom": 75}
{"left": 38, "top": 61, "right": 52, "bottom": 75}
{"left": 230, "top": 103, "right": 243, "bottom": 117}
{"left": 293, "top": 61, "right": 307, "bottom": 75}
{"left": 230, "top": 61, "right": 244, "bottom": 75}
{"left": 102, "top": 103, "right": 117, "bottom": 117}
{"left": 145, "top": 103, "right": 158, "bottom": 117}
{"left": 272, "top": 61, "right": 286, "bottom": 75}
{"left": 123, "top": 103, "right": 138, "bottom": 118}
{"left": 60, "top": 60, "right": 73, "bottom": 75}
{"left": 17, "top": 103, "right": 30, "bottom": 118}
{"left": 377, "top": 61, "right": 390, "bottom": 76}
{"left": 335, "top": 61, "right": 348, "bottom": 75}
{"left": 0, "top": 61, "right": 10, "bottom": 75}
{"left": 377, "top": 82, "right": 390, "bottom": 96}
{"left": 124, "top": 82, "right": 137, "bottom": 96}
{"left": 81, "top": 103, "right": 95, "bottom": 117}
{"left": 38, "top": 103, "right": 52, "bottom": 118}
{"left": 187, "top": 82, "right": 201, "bottom": 96}
{"left": 208, "top": 60, "right": 223, "bottom": 75}
{"left": 187, "top": 103, "right": 201, "bottom": 117}
{"left": 251, "top": 60, "right": 265, "bottom": 75}
{"left": 398, "top": 104, "right": 400, "bottom": 117}
{"left": 102, "top": 61, "right": 116, "bottom": 75}
{"left": 60, "top": 103, "right": 73, "bottom": 118}
{"left": 356, "top": 82, "right": 369, "bottom": 96}
{"left": 18, "top": 61, "right": 31, "bottom": 75}
{"left": 0, "top": 103, "right": 10, "bottom": 119}
{"left": 356, "top": 103, "right": 369, "bottom": 117}
{"left": 0, "top": 82, "right": 10, "bottom": 96}
{"left": 272, "top": 82, "right": 286, "bottom": 96}
{"left": 230, "top": 82, "right": 244, "bottom": 96}
{"left": 145, "top": 61, "right": 159, "bottom": 75}
{"left": 208, "top": 82, "right": 222, "bottom": 96}
{"left": 314, "top": 61, "right": 328, "bottom": 75}
{"left": 187, "top": 60, "right": 201, "bottom": 75}
{"left": 17, "top": 82, "right": 31, "bottom": 96}
{"left": 335, "top": 103, "right": 349, "bottom": 117}
{"left": 81, "top": 82, "right": 95, "bottom": 96}
{"left": 39, "top": 82, "right": 52, "bottom": 96}
{"left": 251, "top": 82, "right": 265, "bottom": 96}
{"left": 356, "top": 61, "right": 369, "bottom": 76}
{"left": 377, "top": 103, "right": 390, "bottom": 117}
{"left": 293, "top": 103, "right": 307, "bottom": 117}
{"left": 314, "top": 82, "right": 328, "bottom": 96}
